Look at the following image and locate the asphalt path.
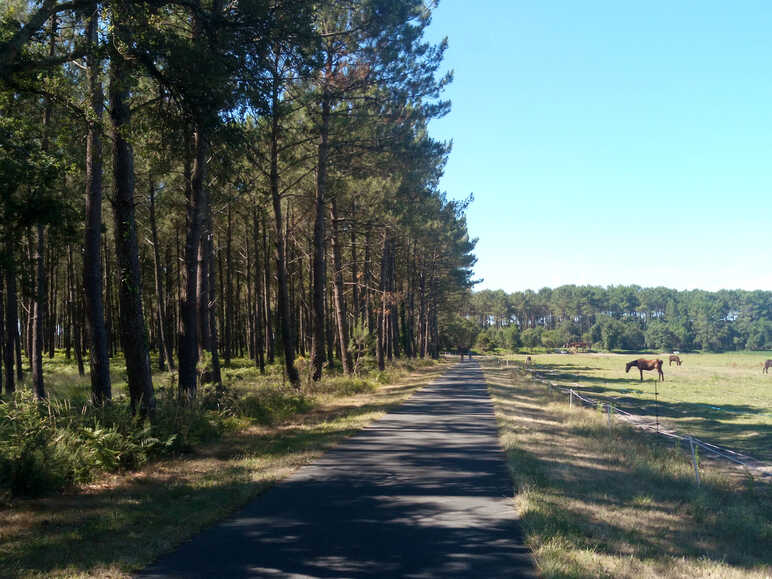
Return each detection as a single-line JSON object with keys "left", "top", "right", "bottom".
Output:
{"left": 139, "top": 361, "right": 536, "bottom": 578}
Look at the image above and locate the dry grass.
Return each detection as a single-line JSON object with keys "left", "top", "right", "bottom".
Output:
{"left": 0, "top": 361, "right": 445, "bottom": 578}
{"left": 502, "top": 351, "right": 772, "bottom": 461}
{"left": 481, "top": 360, "right": 771, "bottom": 579}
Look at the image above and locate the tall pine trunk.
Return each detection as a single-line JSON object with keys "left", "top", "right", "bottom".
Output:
{"left": 83, "top": 9, "right": 111, "bottom": 401}
{"left": 68, "top": 246, "right": 85, "bottom": 376}
{"left": 269, "top": 73, "right": 299, "bottom": 386}
{"left": 310, "top": 94, "right": 330, "bottom": 381}
{"left": 32, "top": 18, "right": 55, "bottom": 400}
{"left": 224, "top": 205, "right": 233, "bottom": 366}
{"left": 179, "top": 127, "right": 204, "bottom": 398}
{"left": 204, "top": 206, "right": 222, "bottom": 385}
{"left": 4, "top": 238, "right": 18, "bottom": 393}
{"left": 148, "top": 182, "right": 174, "bottom": 370}
{"left": 376, "top": 231, "right": 388, "bottom": 371}
{"left": 262, "top": 212, "right": 274, "bottom": 364}
{"left": 329, "top": 196, "right": 352, "bottom": 374}
{"left": 253, "top": 208, "right": 265, "bottom": 373}
{"left": 31, "top": 224, "right": 46, "bottom": 399}
{"left": 109, "top": 50, "right": 155, "bottom": 416}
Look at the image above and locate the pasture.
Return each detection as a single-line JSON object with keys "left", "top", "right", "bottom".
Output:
{"left": 510, "top": 351, "right": 772, "bottom": 462}
{"left": 481, "top": 359, "right": 771, "bottom": 578}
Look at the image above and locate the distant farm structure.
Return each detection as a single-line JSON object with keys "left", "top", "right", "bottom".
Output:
{"left": 563, "top": 341, "right": 591, "bottom": 352}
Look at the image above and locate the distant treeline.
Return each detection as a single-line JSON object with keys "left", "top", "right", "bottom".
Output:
{"left": 467, "top": 286, "right": 772, "bottom": 352}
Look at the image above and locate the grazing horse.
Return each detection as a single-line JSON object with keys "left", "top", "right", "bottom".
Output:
{"left": 626, "top": 358, "right": 664, "bottom": 382}
{"left": 764, "top": 360, "right": 772, "bottom": 374}
{"left": 669, "top": 354, "right": 682, "bottom": 367}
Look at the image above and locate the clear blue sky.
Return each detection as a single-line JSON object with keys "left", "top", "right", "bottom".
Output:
{"left": 424, "top": 1, "right": 772, "bottom": 293}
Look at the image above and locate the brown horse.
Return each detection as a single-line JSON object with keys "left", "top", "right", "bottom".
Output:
{"left": 669, "top": 354, "right": 681, "bottom": 367}
{"left": 764, "top": 360, "right": 772, "bottom": 374}
{"left": 626, "top": 358, "right": 664, "bottom": 382}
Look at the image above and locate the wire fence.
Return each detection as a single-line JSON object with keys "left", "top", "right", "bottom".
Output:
{"left": 490, "top": 357, "right": 771, "bottom": 484}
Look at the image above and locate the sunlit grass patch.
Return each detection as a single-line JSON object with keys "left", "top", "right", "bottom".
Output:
{"left": 500, "top": 351, "right": 772, "bottom": 461}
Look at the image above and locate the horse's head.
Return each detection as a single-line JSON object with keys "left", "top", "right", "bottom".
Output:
{"left": 625, "top": 361, "right": 634, "bottom": 373}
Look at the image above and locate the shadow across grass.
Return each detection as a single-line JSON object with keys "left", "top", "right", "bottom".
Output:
{"left": 481, "top": 363, "right": 772, "bottom": 577}
{"left": 528, "top": 360, "right": 772, "bottom": 462}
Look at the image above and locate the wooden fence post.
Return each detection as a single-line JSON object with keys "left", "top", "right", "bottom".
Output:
{"left": 689, "top": 436, "right": 701, "bottom": 486}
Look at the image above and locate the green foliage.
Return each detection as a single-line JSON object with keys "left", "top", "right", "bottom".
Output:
{"left": 0, "top": 391, "right": 69, "bottom": 496}
{"left": 308, "top": 377, "right": 375, "bottom": 396}
{"left": 745, "top": 318, "right": 771, "bottom": 350}
{"left": 235, "top": 389, "right": 313, "bottom": 426}
{"left": 0, "top": 388, "right": 221, "bottom": 497}
{"left": 349, "top": 322, "right": 375, "bottom": 375}
{"left": 442, "top": 313, "right": 480, "bottom": 351}
{"left": 521, "top": 327, "right": 543, "bottom": 349}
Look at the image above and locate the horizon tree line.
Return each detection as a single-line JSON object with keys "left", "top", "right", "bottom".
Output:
{"left": 465, "top": 286, "right": 771, "bottom": 353}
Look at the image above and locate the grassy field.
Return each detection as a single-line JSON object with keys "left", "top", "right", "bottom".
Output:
{"left": 481, "top": 359, "right": 772, "bottom": 579}
{"left": 502, "top": 351, "right": 772, "bottom": 462}
{"left": 0, "top": 355, "right": 446, "bottom": 578}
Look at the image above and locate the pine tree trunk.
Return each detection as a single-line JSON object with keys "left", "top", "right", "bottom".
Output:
{"left": 310, "top": 95, "right": 330, "bottom": 381}
{"left": 0, "top": 273, "right": 5, "bottom": 393}
{"left": 376, "top": 231, "right": 387, "bottom": 371}
{"left": 205, "top": 214, "right": 222, "bottom": 386}
{"left": 67, "top": 246, "right": 85, "bottom": 376}
{"left": 364, "top": 228, "right": 373, "bottom": 332}
{"left": 329, "top": 197, "right": 352, "bottom": 374}
{"left": 253, "top": 208, "right": 265, "bottom": 373}
{"left": 109, "top": 52, "right": 154, "bottom": 416}
{"left": 179, "top": 126, "right": 205, "bottom": 399}
{"left": 64, "top": 247, "right": 72, "bottom": 360}
{"left": 149, "top": 182, "right": 174, "bottom": 370}
{"left": 47, "top": 252, "right": 56, "bottom": 358}
{"left": 31, "top": 224, "right": 46, "bottom": 399}
{"left": 269, "top": 76, "right": 299, "bottom": 386}
{"left": 32, "top": 19, "right": 55, "bottom": 400}
{"left": 350, "top": 202, "right": 359, "bottom": 328}
{"left": 4, "top": 238, "right": 18, "bottom": 393}
{"left": 196, "top": 231, "right": 208, "bottom": 359}
{"left": 262, "top": 212, "right": 274, "bottom": 364}
{"left": 224, "top": 205, "right": 232, "bottom": 366}
{"left": 103, "top": 237, "right": 114, "bottom": 357}
{"left": 389, "top": 240, "right": 399, "bottom": 359}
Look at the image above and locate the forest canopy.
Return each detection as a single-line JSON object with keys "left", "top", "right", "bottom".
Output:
{"left": 0, "top": 0, "right": 477, "bottom": 406}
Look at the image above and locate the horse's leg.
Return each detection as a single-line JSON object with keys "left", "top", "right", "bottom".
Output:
{"left": 639, "top": 368, "right": 643, "bottom": 382}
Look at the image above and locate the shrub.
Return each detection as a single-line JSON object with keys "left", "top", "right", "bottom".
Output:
{"left": 309, "top": 377, "right": 375, "bottom": 396}
{"left": 0, "top": 388, "right": 218, "bottom": 497}
{"left": 237, "top": 388, "right": 313, "bottom": 425}
{"left": 0, "top": 391, "right": 70, "bottom": 496}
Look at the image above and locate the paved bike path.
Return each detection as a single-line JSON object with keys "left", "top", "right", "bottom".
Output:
{"left": 140, "top": 361, "right": 536, "bottom": 577}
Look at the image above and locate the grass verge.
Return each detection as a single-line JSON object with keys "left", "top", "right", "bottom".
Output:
{"left": 480, "top": 359, "right": 771, "bottom": 579}
{"left": 0, "top": 359, "right": 445, "bottom": 578}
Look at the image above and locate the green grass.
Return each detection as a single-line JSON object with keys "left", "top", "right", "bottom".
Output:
{"left": 481, "top": 360, "right": 772, "bottom": 579}
{"left": 500, "top": 351, "right": 772, "bottom": 461}
{"left": 0, "top": 353, "right": 445, "bottom": 578}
